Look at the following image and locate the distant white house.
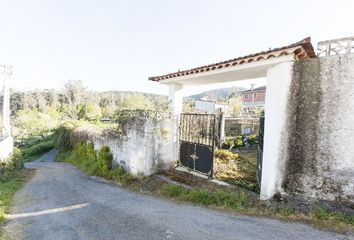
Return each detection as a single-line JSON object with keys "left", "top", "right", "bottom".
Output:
{"left": 195, "top": 99, "right": 231, "bottom": 116}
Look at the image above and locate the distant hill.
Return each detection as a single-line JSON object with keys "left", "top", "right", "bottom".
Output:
{"left": 187, "top": 87, "right": 246, "bottom": 102}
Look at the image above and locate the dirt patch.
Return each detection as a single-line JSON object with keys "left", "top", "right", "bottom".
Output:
{"left": 24, "top": 169, "right": 36, "bottom": 181}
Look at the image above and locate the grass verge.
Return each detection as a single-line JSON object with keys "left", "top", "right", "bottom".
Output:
{"left": 0, "top": 170, "right": 28, "bottom": 239}
{"left": 55, "top": 145, "right": 135, "bottom": 186}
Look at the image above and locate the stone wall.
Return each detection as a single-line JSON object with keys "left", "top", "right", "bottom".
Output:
{"left": 280, "top": 54, "right": 354, "bottom": 205}
{"left": 76, "top": 116, "right": 175, "bottom": 177}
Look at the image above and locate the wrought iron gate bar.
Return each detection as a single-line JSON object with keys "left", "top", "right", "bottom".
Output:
{"left": 179, "top": 113, "right": 216, "bottom": 147}
{"left": 179, "top": 113, "right": 218, "bottom": 177}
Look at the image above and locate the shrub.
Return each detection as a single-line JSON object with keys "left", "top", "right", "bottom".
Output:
{"left": 97, "top": 145, "right": 113, "bottom": 176}
{"left": 0, "top": 148, "right": 23, "bottom": 181}
{"left": 222, "top": 136, "right": 244, "bottom": 149}
{"left": 55, "top": 125, "right": 76, "bottom": 150}
{"left": 214, "top": 150, "right": 238, "bottom": 162}
{"left": 21, "top": 139, "right": 55, "bottom": 162}
{"left": 248, "top": 134, "right": 257, "bottom": 145}
{"left": 69, "top": 141, "right": 98, "bottom": 175}
{"left": 59, "top": 142, "right": 134, "bottom": 185}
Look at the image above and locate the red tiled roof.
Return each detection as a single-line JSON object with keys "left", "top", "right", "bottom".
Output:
{"left": 149, "top": 37, "right": 316, "bottom": 82}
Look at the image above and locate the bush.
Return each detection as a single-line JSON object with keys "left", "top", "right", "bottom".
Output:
{"left": 21, "top": 139, "right": 55, "bottom": 162}
{"left": 58, "top": 143, "right": 134, "bottom": 185}
{"left": 222, "top": 136, "right": 244, "bottom": 149}
{"left": 97, "top": 145, "right": 113, "bottom": 176}
{"left": 0, "top": 148, "right": 23, "bottom": 181}
{"left": 55, "top": 125, "right": 76, "bottom": 150}
{"left": 214, "top": 150, "right": 238, "bottom": 162}
{"left": 248, "top": 134, "right": 257, "bottom": 145}
{"left": 69, "top": 142, "right": 98, "bottom": 175}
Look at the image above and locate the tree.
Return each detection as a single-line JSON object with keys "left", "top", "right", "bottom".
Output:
{"left": 63, "top": 79, "right": 88, "bottom": 106}
{"left": 228, "top": 95, "right": 242, "bottom": 117}
{"left": 14, "top": 109, "right": 59, "bottom": 139}
{"left": 85, "top": 104, "right": 102, "bottom": 120}
{"left": 121, "top": 94, "right": 153, "bottom": 110}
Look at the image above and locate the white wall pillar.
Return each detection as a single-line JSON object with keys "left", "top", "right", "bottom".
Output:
{"left": 2, "top": 67, "right": 11, "bottom": 137}
{"left": 168, "top": 83, "right": 184, "bottom": 116}
{"left": 260, "top": 61, "right": 293, "bottom": 200}
{"left": 220, "top": 111, "right": 225, "bottom": 141}
{"left": 168, "top": 83, "right": 184, "bottom": 161}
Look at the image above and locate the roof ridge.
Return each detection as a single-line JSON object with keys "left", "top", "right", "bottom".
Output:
{"left": 149, "top": 37, "right": 316, "bottom": 81}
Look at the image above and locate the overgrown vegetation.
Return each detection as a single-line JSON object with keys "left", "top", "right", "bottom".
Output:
{"left": 55, "top": 140, "right": 134, "bottom": 185}
{"left": 220, "top": 134, "right": 257, "bottom": 149}
{"left": 0, "top": 150, "right": 28, "bottom": 238}
{"left": 6, "top": 79, "right": 168, "bottom": 142}
{"left": 19, "top": 137, "right": 55, "bottom": 162}
{"left": 213, "top": 149, "right": 259, "bottom": 192}
{"left": 161, "top": 184, "right": 247, "bottom": 210}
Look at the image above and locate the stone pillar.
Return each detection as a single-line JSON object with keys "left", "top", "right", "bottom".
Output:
{"left": 168, "top": 83, "right": 184, "bottom": 161}
{"left": 260, "top": 61, "right": 293, "bottom": 200}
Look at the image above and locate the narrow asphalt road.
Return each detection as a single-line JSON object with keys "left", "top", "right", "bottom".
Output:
{"left": 2, "top": 150, "right": 352, "bottom": 240}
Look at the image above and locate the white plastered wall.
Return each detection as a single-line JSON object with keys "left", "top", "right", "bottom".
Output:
{"left": 260, "top": 61, "right": 293, "bottom": 199}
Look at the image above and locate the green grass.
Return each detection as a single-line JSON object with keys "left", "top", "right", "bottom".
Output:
{"left": 0, "top": 170, "right": 27, "bottom": 239}
{"left": 20, "top": 138, "right": 55, "bottom": 162}
{"left": 55, "top": 144, "right": 134, "bottom": 186}
{"left": 312, "top": 208, "right": 354, "bottom": 225}
{"left": 160, "top": 183, "right": 354, "bottom": 232}
{"left": 161, "top": 184, "right": 247, "bottom": 210}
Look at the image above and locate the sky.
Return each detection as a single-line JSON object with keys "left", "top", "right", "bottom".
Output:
{"left": 0, "top": 0, "right": 353, "bottom": 96}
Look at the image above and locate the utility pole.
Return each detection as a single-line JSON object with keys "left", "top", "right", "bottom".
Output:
{"left": 1, "top": 64, "right": 12, "bottom": 138}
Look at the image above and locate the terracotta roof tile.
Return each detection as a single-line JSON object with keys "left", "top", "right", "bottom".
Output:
{"left": 149, "top": 37, "right": 316, "bottom": 82}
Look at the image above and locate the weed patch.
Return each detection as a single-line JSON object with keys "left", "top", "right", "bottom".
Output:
{"left": 214, "top": 150, "right": 259, "bottom": 192}
{"left": 56, "top": 143, "right": 134, "bottom": 186}
{"left": 161, "top": 184, "right": 247, "bottom": 210}
{"left": 0, "top": 152, "right": 28, "bottom": 239}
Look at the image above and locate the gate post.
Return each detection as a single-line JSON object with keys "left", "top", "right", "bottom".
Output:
{"left": 220, "top": 111, "right": 226, "bottom": 141}
{"left": 260, "top": 61, "right": 293, "bottom": 200}
{"left": 168, "top": 83, "right": 184, "bottom": 161}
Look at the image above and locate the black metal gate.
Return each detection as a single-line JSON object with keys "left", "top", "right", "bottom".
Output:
{"left": 179, "top": 113, "right": 217, "bottom": 177}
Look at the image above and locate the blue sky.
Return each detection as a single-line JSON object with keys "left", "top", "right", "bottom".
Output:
{"left": 0, "top": 0, "right": 353, "bottom": 96}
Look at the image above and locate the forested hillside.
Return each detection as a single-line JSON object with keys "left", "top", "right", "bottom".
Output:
{"left": 0, "top": 80, "right": 246, "bottom": 140}
{"left": 0, "top": 80, "right": 168, "bottom": 139}
{"left": 188, "top": 87, "right": 245, "bottom": 102}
